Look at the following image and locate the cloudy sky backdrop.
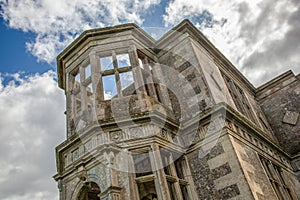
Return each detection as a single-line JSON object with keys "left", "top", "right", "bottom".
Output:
{"left": 0, "top": 0, "right": 299, "bottom": 199}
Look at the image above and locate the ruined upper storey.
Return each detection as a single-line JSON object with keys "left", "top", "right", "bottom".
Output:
{"left": 56, "top": 19, "right": 277, "bottom": 143}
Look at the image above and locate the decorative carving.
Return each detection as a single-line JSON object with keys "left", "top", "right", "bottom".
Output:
{"left": 160, "top": 129, "right": 168, "bottom": 139}
{"left": 110, "top": 131, "right": 122, "bottom": 142}
{"left": 84, "top": 140, "right": 92, "bottom": 151}
{"left": 130, "top": 126, "right": 143, "bottom": 138}
{"left": 73, "top": 149, "right": 79, "bottom": 161}
{"left": 199, "top": 99, "right": 207, "bottom": 111}
{"left": 77, "top": 166, "right": 88, "bottom": 182}
{"left": 172, "top": 136, "right": 179, "bottom": 144}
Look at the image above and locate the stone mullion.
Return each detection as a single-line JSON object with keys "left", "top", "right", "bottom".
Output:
{"left": 234, "top": 83, "right": 252, "bottom": 121}
{"left": 129, "top": 46, "right": 147, "bottom": 98}
{"left": 109, "top": 156, "right": 118, "bottom": 187}
{"left": 79, "top": 65, "right": 87, "bottom": 113}
{"left": 182, "top": 155, "right": 198, "bottom": 200}
{"left": 268, "top": 163, "right": 288, "bottom": 199}
{"left": 237, "top": 88, "right": 253, "bottom": 122}
{"left": 129, "top": 154, "right": 140, "bottom": 200}
{"left": 144, "top": 57, "right": 158, "bottom": 100}
{"left": 228, "top": 80, "right": 243, "bottom": 113}
{"left": 168, "top": 154, "right": 184, "bottom": 200}
{"left": 112, "top": 51, "right": 122, "bottom": 97}
{"left": 152, "top": 58, "right": 172, "bottom": 109}
{"left": 150, "top": 144, "right": 172, "bottom": 200}
{"left": 67, "top": 74, "right": 75, "bottom": 137}
{"left": 89, "top": 51, "right": 104, "bottom": 103}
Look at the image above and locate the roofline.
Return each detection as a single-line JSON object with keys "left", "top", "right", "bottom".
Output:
{"left": 255, "top": 70, "right": 299, "bottom": 101}
{"left": 156, "top": 19, "right": 255, "bottom": 92}
{"left": 256, "top": 70, "right": 295, "bottom": 92}
{"left": 57, "top": 19, "right": 256, "bottom": 92}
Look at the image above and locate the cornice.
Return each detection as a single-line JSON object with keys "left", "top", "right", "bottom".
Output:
{"left": 255, "top": 70, "right": 298, "bottom": 100}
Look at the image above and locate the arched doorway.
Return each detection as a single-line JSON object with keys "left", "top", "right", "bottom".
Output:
{"left": 141, "top": 193, "right": 158, "bottom": 200}
{"left": 77, "top": 182, "right": 101, "bottom": 200}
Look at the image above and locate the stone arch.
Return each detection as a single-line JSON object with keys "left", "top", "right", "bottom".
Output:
{"left": 87, "top": 174, "right": 105, "bottom": 190}
{"left": 71, "top": 174, "right": 103, "bottom": 200}
{"left": 141, "top": 193, "right": 158, "bottom": 200}
{"left": 76, "top": 181, "right": 101, "bottom": 200}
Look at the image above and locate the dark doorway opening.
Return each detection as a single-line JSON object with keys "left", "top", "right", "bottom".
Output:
{"left": 77, "top": 182, "right": 101, "bottom": 200}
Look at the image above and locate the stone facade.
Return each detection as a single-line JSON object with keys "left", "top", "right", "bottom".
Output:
{"left": 54, "top": 20, "right": 300, "bottom": 199}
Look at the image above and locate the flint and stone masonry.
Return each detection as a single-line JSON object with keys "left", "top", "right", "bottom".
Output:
{"left": 54, "top": 20, "right": 300, "bottom": 200}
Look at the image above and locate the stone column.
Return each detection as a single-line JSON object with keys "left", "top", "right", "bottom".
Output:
{"left": 143, "top": 57, "right": 158, "bottom": 100}
{"left": 182, "top": 155, "right": 198, "bottom": 200}
{"left": 79, "top": 65, "right": 88, "bottom": 113}
{"left": 129, "top": 45, "right": 147, "bottom": 97}
{"left": 112, "top": 51, "right": 122, "bottom": 98}
{"left": 152, "top": 57, "right": 172, "bottom": 109}
{"left": 168, "top": 155, "right": 184, "bottom": 200}
{"left": 66, "top": 73, "right": 75, "bottom": 137}
{"left": 151, "top": 144, "right": 172, "bottom": 200}
{"left": 89, "top": 51, "right": 99, "bottom": 121}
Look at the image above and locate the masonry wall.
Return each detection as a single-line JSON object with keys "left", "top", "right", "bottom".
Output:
{"left": 257, "top": 73, "right": 300, "bottom": 156}
{"left": 229, "top": 135, "right": 278, "bottom": 200}
{"left": 187, "top": 133, "right": 253, "bottom": 199}
{"left": 157, "top": 35, "right": 214, "bottom": 121}
{"left": 55, "top": 21, "right": 300, "bottom": 200}
{"left": 230, "top": 134, "right": 300, "bottom": 200}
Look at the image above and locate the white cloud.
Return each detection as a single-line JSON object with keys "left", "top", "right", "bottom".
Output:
{"left": 1, "top": 0, "right": 161, "bottom": 63}
{"left": 163, "top": 0, "right": 300, "bottom": 86}
{"left": 0, "top": 71, "right": 65, "bottom": 200}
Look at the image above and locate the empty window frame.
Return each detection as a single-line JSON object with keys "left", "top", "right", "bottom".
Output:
{"left": 100, "top": 52, "right": 134, "bottom": 100}
{"left": 138, "top": 53, "right": 161, "bottom": 102}
{"left": 71, "top": 62, "right": 93, "bottom": 117}
{"left": 133, "top": 152, "right": 153, "bottom": 178}
{"left": 72, "top": 70, "right": 82, "bottom": 116}
{"left": 160, "top": 149, "right": 191, "bottom": 199}
{"left": 222, "top": 74, "right": 256, "bottom": 123}
{"left": 137, "top": 180, "right": 158, "bottom": 200}
{"left": 259, "top": 156, "right": 293, "bottom": 200}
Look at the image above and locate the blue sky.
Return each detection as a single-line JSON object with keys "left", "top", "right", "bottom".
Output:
{"left": 0, "top": 0, "right": 299, "bottom": 199}
{"left": 0, "top": 1, "right": 168, "bottom": 86}
{"left": 0, "top": 17, "right": 54, "bottom": 87}
{"left": 1, "top": 0, "right": 299, "bottom": 85}
{"left": 0, "top": 20, "right": 46, "bottom": 70}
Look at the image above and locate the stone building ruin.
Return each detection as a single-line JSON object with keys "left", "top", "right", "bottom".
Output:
{"left": 54, "top": 20, "right": 300, "bottom": 200}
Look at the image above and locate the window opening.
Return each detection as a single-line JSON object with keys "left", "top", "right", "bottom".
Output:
{"left": 75, "top": 72, "right": 80, "bottom": 87}
{"left": 175, "top": 156, "right": 185, "bottom": 179}
{"left": 259, "top": 156, "right": 293, "bottom": 200}
{"left": 160, "top": 151, "right": 172, "bottom": 176}
{"left": 167, "top": 181, "right": 176, "bottom": 200}
{"left": 180, "top": 184, "right": 189, "bottom": 200}
{"left": 77, "top": 182, "right": 101, "bottom": 200}
{"left": 137, "top": 181, "right": 158, "bottom": 200}
{"left": 100, "top": 56, "right": 114, "bottom": 70}
{"left": 100, "top": 53, "right": 134, "bottom": 100}
{"left": 119, "top": 71, "right": 134, "bottom": 95}
{"left": 85, "top": 64, "right": 91, "bottom": 79}
{"left": 133, "top": 152, "right": 153, "bottom": 177}
{"left": 102, "top": 74, "right": 117, "bottom": 100}
{"left": 117, "top": 53, "right": 130, "bottom": 68}
{"left": 138, "top": 58, "right": 144, "bottom": 69}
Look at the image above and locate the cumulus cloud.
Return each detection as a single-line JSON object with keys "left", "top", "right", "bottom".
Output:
{"left": 0, "top": 0, "right": 161, "bottom": 63}
{"left": 163, "top": 0, "right": 300, "bottom": 86}
{"left": 0, "top": 71, "right": 65, "bottom": 200}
